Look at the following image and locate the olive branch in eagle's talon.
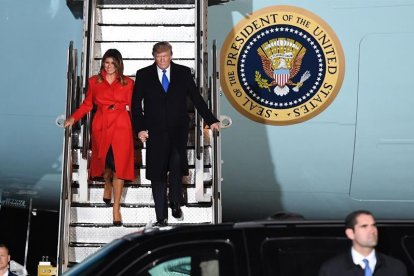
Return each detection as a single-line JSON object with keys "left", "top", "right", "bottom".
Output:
{"left": 255, "top": 71, "right": 271, "bottom": 92}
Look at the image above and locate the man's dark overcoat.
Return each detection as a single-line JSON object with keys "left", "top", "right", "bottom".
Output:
{"left": 132, "top": 62, "right": 218, "bottom": 181}
{"left": 318, "top": 249, "right": 407, "bottom": 276}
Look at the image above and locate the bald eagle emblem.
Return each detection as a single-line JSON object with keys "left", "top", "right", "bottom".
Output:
{"left": 256, "top": 38, "right": 311, "bottom": 96}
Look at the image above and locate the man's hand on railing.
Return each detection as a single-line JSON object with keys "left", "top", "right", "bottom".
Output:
{"left": 64, "top": 117, "right": 75, "bottom": 128}
{"left": 209, "top": 122, "right": 220, "bottom": 132}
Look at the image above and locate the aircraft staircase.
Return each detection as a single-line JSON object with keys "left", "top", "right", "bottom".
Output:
{"left": 58, "top": 0, "right": 221, "bottom": 273}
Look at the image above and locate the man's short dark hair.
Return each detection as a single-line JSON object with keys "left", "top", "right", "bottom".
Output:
{"left": 345, "top": 210, "right": 374, "bottom": 230}
{"left": 0, "top": 244, "right": 9, "bottom": 254}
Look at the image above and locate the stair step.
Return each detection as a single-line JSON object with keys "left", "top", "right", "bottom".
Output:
{"left": 97, "top": 0, "right": 195, "bottom": 6}
{"left": 94, "top": 42, "right": 195, "bottom": 59}
{"left": 96, "top": 7, "right": 195, "bottom": 25}
{"left": 73, "top": 181, "right": 212, "bottom": 187}
{"left": 95, "top": 25, "right": 195, "bottom": 42}
{"left": 69, "top": 222, "right": 205, "bottom": 244}
{"left": 70, "top": 224, "right": 144, "bottom": 243}
{"left": 70, "top": 205, "right": 212, "bottom": 224}
{"left": 72, "top": 186, "right": 212, "bottom": 204}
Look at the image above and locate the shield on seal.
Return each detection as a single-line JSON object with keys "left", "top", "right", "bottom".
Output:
{"left": 273, "top": 68, "right": 290, "bottom": 87}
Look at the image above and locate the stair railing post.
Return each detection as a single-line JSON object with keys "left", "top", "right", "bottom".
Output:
{"left": 211, "top": 39, "right": 222, "bottom": 223}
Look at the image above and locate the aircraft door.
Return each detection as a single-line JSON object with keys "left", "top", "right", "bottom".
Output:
{"left": 351, "top": 33, "right": 414, "bottom": 201}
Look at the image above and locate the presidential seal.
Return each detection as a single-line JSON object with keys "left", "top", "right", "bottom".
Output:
{"left": 220, "top": 5, "right": 345, "bottom": 125}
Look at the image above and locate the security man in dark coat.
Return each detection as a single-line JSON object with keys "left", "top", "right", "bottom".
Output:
{"left": 318, "top": 210, "right": 407, "bottom": 276}
{"left": 132, "top": 41, "right": 220, "bottom": 227}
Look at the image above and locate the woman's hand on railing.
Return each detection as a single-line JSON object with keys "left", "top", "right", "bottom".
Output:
{"left": 64, "top": 117, "right": 75, "bottom": 128}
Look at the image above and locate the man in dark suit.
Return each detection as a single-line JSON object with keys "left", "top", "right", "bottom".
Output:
{"left": 132, "top": 41, "right": 220, "bottom": 227}
{"left": 0, "top": 244, "right": 18, "bottom": 276}
{"left": 318, "top": 210, "right": 407, "bottom": 276}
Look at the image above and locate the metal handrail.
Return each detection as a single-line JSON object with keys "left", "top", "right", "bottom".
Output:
{"left": 81, "top": 0, "right": 96, "bottom": 160}
{"left": 211, "top": 40, "right": 221, "bottom": 223}
{"left": 57, "top": 41, "right": 77, "bottom": 274}
{"left": 194, "top": 0, "right": 203, "bottom": 160}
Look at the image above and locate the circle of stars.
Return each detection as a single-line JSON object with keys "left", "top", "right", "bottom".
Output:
{"left": 239, "top": 26, "right": 324, "bottom": 108}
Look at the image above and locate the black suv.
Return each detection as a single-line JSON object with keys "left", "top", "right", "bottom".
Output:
{"left": 64, "top": 220, "right": 414, "bottom": 275}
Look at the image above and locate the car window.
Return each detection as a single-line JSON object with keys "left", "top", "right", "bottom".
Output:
{"left": 261, "top": 237, "right": 350, "bottom": 276}
{"left": 121, "top": 241, "right": 236, "bottom": 276}
{"left": 146, "top": 256, "right": 219, "bottom": 276}
{"left": 148, "top": 256, "right": 191, "bottom": 275}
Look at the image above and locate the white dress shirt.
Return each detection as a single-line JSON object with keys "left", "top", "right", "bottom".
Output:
{"left": 351, "top": 247, "right": 377, "bottom": 272}
{"left": 157, "top": 66, "right": 170, "bottom": 84}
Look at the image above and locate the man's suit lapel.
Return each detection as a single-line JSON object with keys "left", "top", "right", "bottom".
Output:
{"left": 168, "top": 62, "right": 178, "bottom": 93}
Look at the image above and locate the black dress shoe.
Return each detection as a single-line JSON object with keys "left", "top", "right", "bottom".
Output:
{"left": 153, "top": 219, "right": 168, "bottom": 227}
{"left": 170, "top": 202, "right": 183, "bottom": 220}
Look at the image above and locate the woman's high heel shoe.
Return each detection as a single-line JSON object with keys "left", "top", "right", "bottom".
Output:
{"left": 103, "top": 198, "right": 111, "bottom": 205}
{"left": 113, "top": 208, "right": 123, "bottom": 226}
{"left": 103, "top": 182, "right": 113, "bottom": 205}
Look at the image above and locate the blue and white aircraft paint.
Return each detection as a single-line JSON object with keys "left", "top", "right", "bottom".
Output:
{"left": 1, "top": 0, "right": 414, "bottom": 222}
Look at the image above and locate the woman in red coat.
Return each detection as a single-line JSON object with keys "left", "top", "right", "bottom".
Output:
{"left": 64, "top": 49, "right": 135, "bottom": 225}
